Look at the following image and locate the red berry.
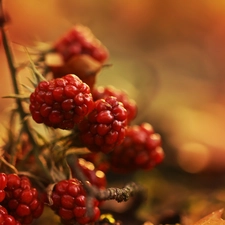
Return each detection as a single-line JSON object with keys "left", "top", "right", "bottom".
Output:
{"left": 0, "top": 205, "right": 21, "bottom": 225}
{"left": 92, "top": 86, "right": 137, "bottom": 123}
{"left": 50, "top": 178, "right": 100, "bottom": 225}
{"left": 1, "top": 174, "right": 44, "bottom": 225}
{"left": 0, "top": 189, "right": 6, "bottom": 202}
{"left": 78, "top": 96, "right": 128, "bottom": 153}
{"left": 29, "top": 74, "right": 94, "bottom": 130}
{"left": 76, "top": 158, "right": 107, "bottom": 190}
{"left": 0, "top": 173, "right": 7, "bottom": 189}
{"left": 109, "top": 123, "right": 164, "bottom": 173}
{"left": 6, "top": 174, "right": 21, "bottom": 190}
{"left": 53, "top": 25, "right": 109, "bottom": 63}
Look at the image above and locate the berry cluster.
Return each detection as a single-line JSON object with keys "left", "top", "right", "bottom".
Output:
{"left": 29, "top": 74, "right": 94, "bottom": 130}
{"left": 50, "top": 178, "right": 100, "bottom": 225}
{"left": 0, "top": 173, "right": 44, "bottom": 225}
{"left": 47, "top": 25, "right": 109, "bottom": 90}
{"left": 52, "top": 25, "right": 109, "bottom": 63}
{"left": 78, "top": 96, "right": 128, "bottom": 153}
{"left": 109, "top": 123, "right": 164, "bottom": 173}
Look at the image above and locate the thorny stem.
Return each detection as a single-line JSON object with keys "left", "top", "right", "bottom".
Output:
{"left": 0, "top": 24, "right": 38, "bottom": 162}
{"left": 69, "top": 155, "right": 144, "bottom": 217}
{"left": 0, "top": 6, "right": 25, "bottom": 119}
{"left": 0, "top": 1, "right": 54, "bottom": 182}
{"left": 0, "top": 4, "right": 36, "bottom": 145}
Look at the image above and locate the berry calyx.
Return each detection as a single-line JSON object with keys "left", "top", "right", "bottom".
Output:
{"left": 92, "top": 86, "right": 137, "bottom": 123}
{"left": 47, "top": 54, "right": 102, "bottom": 91}
{"left": 78, "top": 96, "right": 128, "bottom": 153}
{"left": 109, "top": 123, "right": 164, "bottom": 173}
{"left": 29, "top": 74, "right": 94, "bottom": 130}
{"left": 50, "top": 178, "right": 100, "bottom": 225}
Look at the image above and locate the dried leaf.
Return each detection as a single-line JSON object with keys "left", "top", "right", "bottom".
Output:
{"left": 193, "top": 209, "right": 225, "bottom": 225}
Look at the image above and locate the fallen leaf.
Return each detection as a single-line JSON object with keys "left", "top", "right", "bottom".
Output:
{"left": 193, "top": 209, "right": 225, "bottom": 225}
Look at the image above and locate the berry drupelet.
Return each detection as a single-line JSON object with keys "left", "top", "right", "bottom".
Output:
{"left": 78, "top": 96, "right": 128, "bottom": 154}
{"left": 50, "top": 178, "right": 100, "bottom": 225}
{"left": 0, "top": 205, "right": 21, "bottom": 225}
{"left": 29, "top": 74, "right": 94, "bottom": 130}
{"left": 0, "top": 172, "right": 7, "bottom": 202}
{"left": 92, "top": 86, "right": 137, "bottom": 123}
{"left": 109, "top": 123, "right": 164, "bottom": 173}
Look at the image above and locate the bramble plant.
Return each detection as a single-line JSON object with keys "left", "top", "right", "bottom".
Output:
{"left": 0, "top": 2, "right": 165, "bottom": 225}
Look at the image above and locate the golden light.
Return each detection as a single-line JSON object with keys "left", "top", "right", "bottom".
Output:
{"left": 177, "top": 142, "right": 210, "bottom": 173}
{"left": 95, "top": 170, "right": 105, "bottom": 179}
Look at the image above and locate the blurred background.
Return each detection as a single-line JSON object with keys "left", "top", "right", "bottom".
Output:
{"left": 2, "top": 0, "right": 225, "bottom": 174}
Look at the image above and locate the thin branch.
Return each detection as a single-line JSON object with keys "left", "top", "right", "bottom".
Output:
{"left": 97, "top": 182, "right": 141, "bottom": 202}
{"left": 0, "top": 23, "right": 36, "bottom": 143}
{"left": 69, "top": 154, "right": 143, "bottom": 218}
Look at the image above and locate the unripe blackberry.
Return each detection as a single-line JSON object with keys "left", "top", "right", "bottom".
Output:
{"left": 109, "top": 123, "right": 164, "bottom": 173}
{"left": 53, "top": 25, "right": 109, "bottom": 63}
{"left": 50, "top": 178, "right": 100, "bottom": 225}
{"left": 29, "top": 74, "right": 94, "bottom": 130}
{"left": 1, "top": 173, "right": 44, "bottom": 225}
{"left": 92, "top": 86, "right": 137, "bottom": 123}
{"left": 78, "top": 96, "right": 128, "bottom": 154}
